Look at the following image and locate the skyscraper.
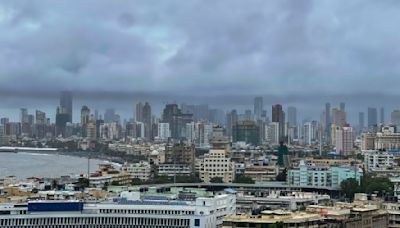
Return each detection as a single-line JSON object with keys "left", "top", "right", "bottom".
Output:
{"left": 135, "top": 102, "right": 144, "bottom": 122}
{"left": 303, "top": 121, "right": 318, "bottom": 145}
{"left": 272, "top": 104, "right": 285, "bottom": 141}
{"left": 325, "top": 103, "right": 331, "bottom": 144}
{"left": 142, "top": 102, "right": 152, "bottom": 140}
{"left": 60, "top": 91, "right": 73, "bottom": 123}
{"left": 287, "top": 106, "right": 297, "bottom": 127}
{"left": 380, "top": 107, "right": 385, "bottom": 124}
{"left": 331, "top": 108, "right": 346, "bottom": 127}
{"left": 254, "top": 97, "right": 263, "bottom": 120}
{"left": 80, "top": 106, "right": 91, "bottom": 126}
{"left": 162, "top": 104, "right": 192, "bottom": 139}
{"left": 232, "top": 120, "right": 260, "bottom": 145}
{"left": 35, "top": 110, "right": 46, "bottom": 125}
{"left": 56, "top": 106, "right": 70, "bottom": 137}
{"left": 226, "top": 110, "right": 238, "bottom": 137}
{"left": 368, "top": 107, "right": 378, "bottom": 130}
{"left": 20, "top": 108, "right": 28, "bottom": 124}
{"left": 336, "top": 126, "right": 354, "bottom": 156}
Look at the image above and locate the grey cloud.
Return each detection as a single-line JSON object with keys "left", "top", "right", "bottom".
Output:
{"left": 0, "top": 0, "right": 399, "bottom": 121}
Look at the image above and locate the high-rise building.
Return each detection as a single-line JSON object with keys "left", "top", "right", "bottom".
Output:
{"left": 331, "top": 108, "right": 346, "bottom": 127}
{"left": 80, "top": 106, "right": 90, "bottom": 127}
{"left": 272, "top": 104, "right": 285, "bottom": 141}
{"left": 35, "top": 110, "right": 46, "bottom": 125}
{"left": 20, "top": 108, "right": 29, "bottom": 124}
{"left": 254, "top": 97, "right": 263, "bottom": 120}
{"left": 287, "top": 106, "right": 297, "bottom": 127}
{"left": 226, "top": 110, "right": 238, "bottom": 137}
{"left": 142, "top": 102, "right": 152, "bottom": 140}
{"left": 325, "top": 103, "right": 331, "bottom": 144}
{"left": 35, "top": 110, "right": 46, "bottom": 139}
{"left": 195, "top": 122, "right": 213, "bottom": 148}
{"left": 336, "top": 126, "right": 354, "bottom": 156}
{"left": 55, "top": 106, "right": 70, "bottom": 137}
{"left": 380, "top": 107, "right": 385, "bottom": 124}
{"left": 135, "top": 102, "right": 143, "bottom": 122}
{"left": 162, "top": 104, "right": 193, "bottom": 139}
{"left": 180, "top": 104, "right": 209, "bottom": 122}
{"left": 232, "top": 120, "right": 260, "bottom": 145}
{"left": 303, "top": 121, "right": 318, "bottom": 145}
{"left": 359, "top": 112, "right": 365, "bottom": 133}
{"left": 20, "top": 109, "right": 33, "bottom": 137}
{"left": 157, "top": 122, "right": 171, "bottom": 140}
{"left": 391, "top": 109, "right": 400, "bottom": 126}
{"left": 266, "top": 122, "right": 280, "bottom": 145}
{"left": 368, "top": 107, "right": 378, "bottom": 130}
{"left": 125, "top": 122, "right": 137, "bottom": 138}
{"left": 86, "top": 122, "right": 96, "bottom": 141}
{"left": 60, "top": 91, "right": 73, "bottom": 123}
{"left": 185, "top": 122, "right": 196, "bottom": 143}
{"left": 0, "top": 118, "right": 9, "bottom": 125}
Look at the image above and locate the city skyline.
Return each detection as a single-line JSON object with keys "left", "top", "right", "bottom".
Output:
{"left": 0, "top": 94, "right": 396, "bottom": 126}
{"left": 1, "top": 1, "right": 400, "bottom": 122}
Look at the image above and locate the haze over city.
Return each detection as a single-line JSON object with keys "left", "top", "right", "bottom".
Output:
{"left": 1, "top": 0, "right": 400, "bottom": 123}
{"left": 4, "top": 1, "right": 400, "bottom": 228}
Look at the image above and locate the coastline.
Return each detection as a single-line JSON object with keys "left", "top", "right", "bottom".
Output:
{"left": 17, "top": 150, "right": 125, "bottom": 165}
{"left": 0, "top": 151, "right": 123, "bottom": 180}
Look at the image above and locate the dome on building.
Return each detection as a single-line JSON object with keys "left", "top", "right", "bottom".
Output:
{"left": 150, "top": 150, "right": 159, "bottom": 156}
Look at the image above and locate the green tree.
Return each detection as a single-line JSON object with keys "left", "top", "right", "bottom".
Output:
{"left": 340, "top": 178, "right": 360, "bottom": 200}
{"left": 131, "top": 178, "right": 144, "bottom": 185}
{"left": 361, "top": 173, "right": 393, "bottom": 196}
{"left": 233, "top": 175, "right": 255, "bottom": 184}
{"left": 78, "top": 177, "right": 89, "bottom": 188}
{"left": 175, "top": 175, "right": 201, "bottom": 183}
{"left": 276, "top": 169, "right": 287, "bottom": 181}
{"left": 151, "top": 175, "right": 171, "bottom": 184}
{"left": 210, "top": 177, "right": 224, "bottom": 183}
{"left": 269, "top": 221, "right": 286, "bottom": 228}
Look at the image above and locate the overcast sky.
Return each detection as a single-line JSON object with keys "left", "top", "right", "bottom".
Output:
{"left": 0, "top": 0, "right": 399, "bottom": 123}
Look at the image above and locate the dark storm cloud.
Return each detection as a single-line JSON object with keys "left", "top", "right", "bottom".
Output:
{"left": 0, "top": 0, "right": 400, "bottom": 117}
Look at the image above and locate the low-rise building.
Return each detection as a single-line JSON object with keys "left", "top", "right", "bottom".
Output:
{"left": 0, "top": 190, "right": 236, "bottom": 228}
{"left": 364, "top": 150, "right": 396, "bottom": 172}
{"left": 121, "top": 161, "right": 152, "bottom": 181}
{"left": 158, "top": 164, "right": 192, "bottom": 176}
{"left": 200, "top": 149, "right": 235, "bottom": 183}
{"left": 223, "top": 210, "right": 323, "bottom": 228}
{"left": 243, "top": 166, "right": 278, "bottom": 182}
{"left": 287, "top": 160, "right": 362, "bottom": 190}
{"left": 236, "top": 191, "right": 330, "bottom": 214}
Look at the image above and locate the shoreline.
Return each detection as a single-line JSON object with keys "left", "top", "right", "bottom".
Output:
{"left": 13, "top": 150, "right": 125, "bottom": 165}
{"left": 0, "top": 151, "right": 123, "bottom": 180}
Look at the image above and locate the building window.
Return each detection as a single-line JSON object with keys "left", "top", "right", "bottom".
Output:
{"left": 195, "top": 219, "right": 200, "bottom": 226}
